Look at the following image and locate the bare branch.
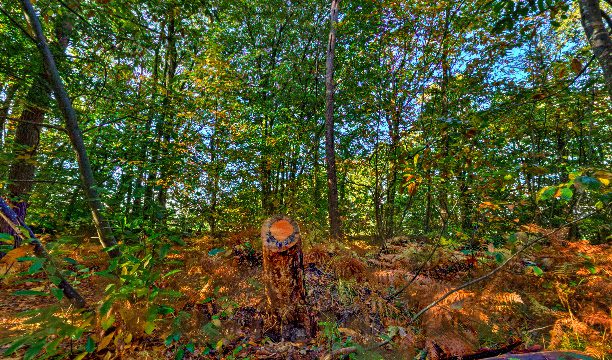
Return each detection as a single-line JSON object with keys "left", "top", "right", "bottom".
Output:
{"left": 411, "top": 212, "right": 597, "bottom": 322}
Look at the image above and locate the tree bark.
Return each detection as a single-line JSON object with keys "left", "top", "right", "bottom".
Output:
{"left": 0, "top": 84, "right": 18, "bottom": 146}
{"left": 261, "top": 215, "right": 312, "bottom": 341}
{"left": 325, "top": 0, "right": 342, "bottom": 239}
{"left": 156, "top": 6, "right": 178, "bottom": 220}
{"left": 20, "top": 0, "right": 120, "bottom": 258}
{"left": 579, "top": 0, "right": 612, "bottom": 96}
{"left": 0, "top": 69, "right": 50, "bottom": 244}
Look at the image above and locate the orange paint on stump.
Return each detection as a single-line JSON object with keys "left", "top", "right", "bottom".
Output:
{"left": 270, "top": 219, "right": 293, "bottom": 240}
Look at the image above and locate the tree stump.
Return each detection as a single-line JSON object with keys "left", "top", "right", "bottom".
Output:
{"left": 261, "top": 215, "right": 312, "bottom": 341}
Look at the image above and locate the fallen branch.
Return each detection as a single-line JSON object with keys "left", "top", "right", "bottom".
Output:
{"left": 411, "top": 213, "right": 596, "bottom": 322}
{"left": 0, "top": 197, "right": 86, "bottom": 308}
{"left": 321, "top": 346, "right": 358, "bottom": 360}
{"left": 442, "top": 338, "right": 522, "bottom": 360}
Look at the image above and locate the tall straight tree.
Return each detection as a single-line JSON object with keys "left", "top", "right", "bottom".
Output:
{"left": 19, "top": 0, "right": 120, "bottom": 258}
{"left": 325, "top": 0, "right": 341, "bottom": 239}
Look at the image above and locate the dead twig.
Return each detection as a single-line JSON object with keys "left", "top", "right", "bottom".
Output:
{"left": 321, "top": 346, "right": 358, "bottom": 360}
{"left": 410, "top": 212, "right": 596, "bottom": 322}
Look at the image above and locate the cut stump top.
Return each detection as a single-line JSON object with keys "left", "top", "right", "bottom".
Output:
{"left": 261, "top": 215, "right": 301, "bottom": 252}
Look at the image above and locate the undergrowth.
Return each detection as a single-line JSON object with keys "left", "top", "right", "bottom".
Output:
{"left": 0, "top": 224, "right": 611, "bottom": 359}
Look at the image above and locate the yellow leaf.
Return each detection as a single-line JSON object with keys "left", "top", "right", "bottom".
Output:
{"left": 338, "top": 327, "right": 359, "bottom": 337}
{"left": 598, "top": 178, "right": 609, "bottom": 186}
{"left": 73, "top": 353, "right": 87, "bottom": 360}
{"left": 407, "top": 182, "right": 418, "bottom": 195}
{"left": 97, "top": 331, "right": 115, "bottom": 352}
{"left": 413, "top": 153, "right": 419, "bottom": 166}
{"left": 211, "top": 318, "right": 221, "bottom": 327}
{"left": 124, "top": 332, "right": 132, "bottom": 345}
{"left": 0, "top": 245, "right": 34, "bottom": 266}
{"left": 216, "top": 339, "right": 224, "bottom": 351}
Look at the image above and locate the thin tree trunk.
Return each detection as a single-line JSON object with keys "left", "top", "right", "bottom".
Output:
{"left": 0, "top": 84, "right": 18, "bottom": 146}
{"left": 438, "top": 6, "right": 452, "bottom": 227}
{"left": 579, "top": 0, "right": 612, "bottom": 96}
{"left": 20, "top": 0, "right": 120, "bottom": 258}
{"left": 157, "top": 6, "right": 178, "bottom": 219}
{"left": 142, "top": 32, "right": 163, "bottom": 220}
{"left": 324, "top": 0, "right": 342, "bottom": 239}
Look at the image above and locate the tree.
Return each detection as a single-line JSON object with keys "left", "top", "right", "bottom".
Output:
{"left": 325, "top": 0, "right": 342, "bottom": 239}
{"left": 19, "top": 0, "right": 120, "bottom": 257}
{"left": 579, "top": 0, "right": 612, "bottom": 96}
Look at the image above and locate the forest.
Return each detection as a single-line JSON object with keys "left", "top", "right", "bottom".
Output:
{"left": 0, "top": 0, "right": 611, "bottom": 358}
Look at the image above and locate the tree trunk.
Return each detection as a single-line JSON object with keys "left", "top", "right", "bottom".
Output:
{"left": 261, "top": 215, "right": 312, "bottom": 341}
{"left": 156, "top": 7, "right": 178, "bottom": 221}
{"left": 0, "top": 84, "right": 18, "bottom": 146}
{"left": 438, "top": 6, "right": 452, "bottom": 228}
{"left": 20, "top": 0, "right": 120, "bottom": 258}
{"left": 579, "top": 0, "right": 612, "bottom": 96}
{"left": 1, "top": 75, "right": 49, "bottom": 242}
{"left": 324, "top": 0, "right": 342, "bottom": 239}
{"left": 142, "top": 32, "right": 163, "bottom": 220}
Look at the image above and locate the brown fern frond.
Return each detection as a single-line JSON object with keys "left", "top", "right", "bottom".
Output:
{"left": 304, "top": 244, "right": 332, "bottom": 266}
{"left": 330, "top": 255, "right": 366, "bottom": 280}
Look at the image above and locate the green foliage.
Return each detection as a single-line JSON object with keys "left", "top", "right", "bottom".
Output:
{"left": 319, "top": 320, "right": 357, "bottom": 357}
{"left": 0, "top": 306, "right": 93, "bottom": 360}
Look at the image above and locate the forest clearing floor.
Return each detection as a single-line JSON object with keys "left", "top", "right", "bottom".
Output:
{"left": 1, "top": 225, "right": 611, "bottom": 359}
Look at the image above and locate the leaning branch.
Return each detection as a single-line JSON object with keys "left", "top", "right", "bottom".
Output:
{"left": 19, "top": 0, "right": 120, "bottom": 258}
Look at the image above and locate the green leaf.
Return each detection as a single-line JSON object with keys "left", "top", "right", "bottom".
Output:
{"left": 531, "top": 266, "right": 544, "bottom": 276}
{"left": 186, "top": 342, "right": 195, "bottom": 352}
{"left": 144, "top": 321, "right": 155, "bottom": 334}
{"left": 23, "top": 340, "right": 45, "bottom": 360}
{"left": 175, "top": 348, "right": 185, "bottom": 360}
{"left": 86, "top": 336, "right": 96, "bottom": 353}
{"left": 13, "top": 290, "right": 48, "bottom": 296}
{"left": 538, "top": 186, "right": 556, "bottom": 201}
{"left": 27, "top": 260, "right": 45, "bottom": 274}
{"left": 64, "top": 257, "right": 78, "bottom": 265}
{"left": 156, "top": 305, "right": 175, "bottom": 315}
{"left": 0, "top": 233, "right": 13, "bottom": 244}
{"left": 17, "top": 256, "right": 38, "bottom": 262}
{"left": 162, "top": 269, "right": 183, "bottom": 278}
{"left": 208, "top": 247, "right": 225, "bottom": 256}
{"left": 51, "top": 287, "right": 64, "bottom": 300}
{"left": 508, "top": 233, "right": 518, "bottom": 244}
{"left": 3, "top": 336, "right": 30, "bottom": 355}
{"left": 158, "top": 243, "right": 172, "bottom": 259}
{"left": 576, "top": 176, "right": 601, "bottom": 190}
{"left": 559, "top": 187, "right": 573, "bottom": 201}
{"left": 170, "top": 236, "right": 185, "bottom": 246}
{"left": 101, "top": 314, "right": 115, "bottom": 330}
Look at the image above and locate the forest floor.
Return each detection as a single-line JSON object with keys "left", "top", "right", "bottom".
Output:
{"left": 0, "top": 225, "right": 611, "bottom": 359}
